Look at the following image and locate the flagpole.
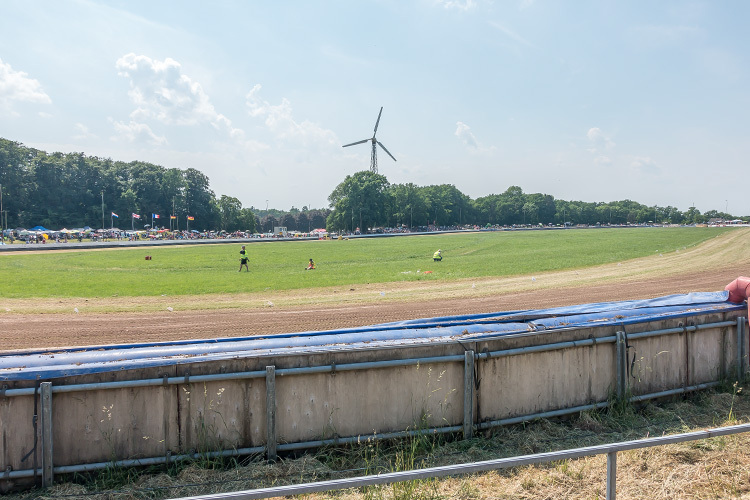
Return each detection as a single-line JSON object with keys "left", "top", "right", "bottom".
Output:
{"left": 101, "top": 191, "right": 105, "bottom": 230}
{"left": 132, "top": 214, "right": 134, "bottom": 231}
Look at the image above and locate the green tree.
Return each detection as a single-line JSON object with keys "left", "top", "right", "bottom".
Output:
{"left": 183, "top": 168, "right": 218, "bottom": 229}
{"left": 218, "top": 195, "right": 242, "bottom": 231}
{"left": 421, "top": 184, "right": 471, "bottom": 227}
{"left": 280, "top": 212, "right": 297, "bottom": 231}
{"left": 684, "top": 206, "right": 703, "bottom": 224}
{"left": 497, "top": 186, "right": 525, "bottom": 225}
{"left": 327, "top": 171, "right": 390, "bottom": 232}
{"left": 388, "top": 183, "right": 428, "bottom": 229}
{"left": 238, "top": 208, "right": 257, "bottom": 232}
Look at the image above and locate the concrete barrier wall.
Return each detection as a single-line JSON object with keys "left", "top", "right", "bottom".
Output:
{"left": 477, "top": 334, "right": 616, "bottom": 419}
{"left": 0, "top": 307, "right": 746, "bottom": 491}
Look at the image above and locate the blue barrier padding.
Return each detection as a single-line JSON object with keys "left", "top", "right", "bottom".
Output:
{"left": 0, "top": 292, "right": 744, "bottom": 381}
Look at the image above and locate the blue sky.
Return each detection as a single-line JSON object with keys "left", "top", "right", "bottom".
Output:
{"left": 1, "top": 0, "right": 747, "bottom": 214}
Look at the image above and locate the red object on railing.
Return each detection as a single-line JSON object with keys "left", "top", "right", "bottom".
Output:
{"left": 725, "top": 277, "right": 750, "bottom": 320}
{"left": 725, "top": 277, "right": 750, "bottom": 303}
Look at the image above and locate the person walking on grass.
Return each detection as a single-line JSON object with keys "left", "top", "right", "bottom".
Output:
{"left": 239, "top": 245, "right": 249, "bottom": 272}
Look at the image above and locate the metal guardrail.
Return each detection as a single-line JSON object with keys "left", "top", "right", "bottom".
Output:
{"left": 2, "top": 317, "right": 745, "bottom": 489}
{"left": 177, "top": 422, "right": 750, "bottom": 500}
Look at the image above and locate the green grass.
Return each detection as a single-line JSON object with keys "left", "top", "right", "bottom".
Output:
{"left": 0, "top": 227, "right": 730, "bottom": 298}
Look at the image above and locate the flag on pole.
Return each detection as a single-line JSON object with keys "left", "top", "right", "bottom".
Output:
{"left": 187, "top": 216, "right": 194, "bottom": 221}
{"left": 132, "top": 213, "right": 141, "bottom": 219}
{"left": 111, "top": 212, "right": 119, "bottom": 218}
{"left": 152, "top": 214, "right": 160, "bottom": 219}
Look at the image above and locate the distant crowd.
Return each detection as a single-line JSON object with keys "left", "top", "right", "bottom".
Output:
{"left": 3, "top": 221, "right": 710, "bottom": 246}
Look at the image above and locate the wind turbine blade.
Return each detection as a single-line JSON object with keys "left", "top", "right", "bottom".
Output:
{"left": 342, "top": 139, "right": 369, "bottom": 148}
{"left": 378, "top": 141, "right": 397, "bottom": 161}
{"left": 373, "top": 107, "right": 383, "bottom": 136}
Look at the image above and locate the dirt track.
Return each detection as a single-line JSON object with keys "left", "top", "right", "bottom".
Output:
{"left": 2, "top": 229, "right": 750, "bottom": 351}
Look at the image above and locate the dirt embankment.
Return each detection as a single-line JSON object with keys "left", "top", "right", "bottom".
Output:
{"left": 2, "top": 229, "right": 749, "bottom": 351}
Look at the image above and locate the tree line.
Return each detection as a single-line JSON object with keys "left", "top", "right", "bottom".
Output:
{"left": 0, "top": 138, "right": 331, "bottom": 233}
{"left": 0, "top": 138, "right": 737, "bottom": 233}
{"left": 325, "top": 171, "right": 737, "bottom": 231}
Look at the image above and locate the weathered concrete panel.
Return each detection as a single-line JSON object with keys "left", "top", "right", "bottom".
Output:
{"left": 0, "top": 395, "right": 35, "bottom": 475}
{"left": 478, "top": 340, "right": 615, "bottom": 420}
{"left": 275, "top": 362, "right": 463, "bottom": 443}
{"left": 179, "top": 379, "right": 264, "bottom": 454}
{"left": 52, "top": 385, "right": 178, "bottom": 464}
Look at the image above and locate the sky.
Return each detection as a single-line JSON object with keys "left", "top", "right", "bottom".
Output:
{"left": 1, "top": 1, "right": 748, "bottom": 214}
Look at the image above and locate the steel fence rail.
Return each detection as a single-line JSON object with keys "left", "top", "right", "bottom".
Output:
{"left": 176, "top": 423, "right": 750, "bottom": 500}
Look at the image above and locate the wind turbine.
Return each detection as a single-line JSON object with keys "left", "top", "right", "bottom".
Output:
{"left": 342, "top": 106, "right": 396, "bottom": 174}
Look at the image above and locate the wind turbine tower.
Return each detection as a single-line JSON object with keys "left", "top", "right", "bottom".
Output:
{"left": 342, "top": 107, "right": 396, "bottom": 174}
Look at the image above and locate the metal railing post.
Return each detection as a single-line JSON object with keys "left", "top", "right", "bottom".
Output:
{"left": 266, "top": 366, "right": 277, "bottom": 462}
{"left": 737, "top": 317, "right": 746, "bottom": 381}
{"left": 40, "top": 382, "right": 53, "bottom": 488}
{"left": 615, "top": 331, "right": 627, "bottom": 400}
{"left": 463, "top": 351, "right": 475, "bottom": 439}
{"left": 606, "top": 451, "right": 617, "bottom": 500}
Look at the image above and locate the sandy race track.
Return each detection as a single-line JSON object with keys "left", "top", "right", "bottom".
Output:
{"left": 1, "top": 229, "right": 750, "bottom": 351}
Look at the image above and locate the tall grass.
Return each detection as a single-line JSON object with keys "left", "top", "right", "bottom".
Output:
{"left": 0, "top": 227, "right": 729, "bottom": 298}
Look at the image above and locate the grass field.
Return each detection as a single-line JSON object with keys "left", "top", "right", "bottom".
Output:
{"left": 0, "top": 227, "right": 732, "bottom": 298}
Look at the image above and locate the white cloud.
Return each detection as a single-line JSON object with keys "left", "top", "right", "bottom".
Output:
{"left": 630, "top": 156, "right": 660, "bottom": 174}
{"left": 115, "top": 53, "right": 242, "bottom": 139}
{"left": 594, "top": 155, "right": 612, "bottom": 166}
{"left": 73, "top": 123, "right": 98, "bottom": 140}
{"left": 245, "top": 84, "right": 338, "bottom": 147}
{"left": 586, "top": 127, "right": 615, "bottom": 151}
{"left": 435, "top": 0, "right": 476, "bottom": 11}
{"left": 0, "top": 58, "right": 51, "bottom": 109}
{"left": 455, "top": 121, "right": 496, "bottom": 154}
{"left": 455, "top": 121, "right": 479, "bottom": 149}
{"left": 110, "top": 119, "right": 167, "bottom": 146}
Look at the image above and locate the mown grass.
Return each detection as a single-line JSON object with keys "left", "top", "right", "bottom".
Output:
{"left": 0, "top": 227, "right": 730, "bottom": 298}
